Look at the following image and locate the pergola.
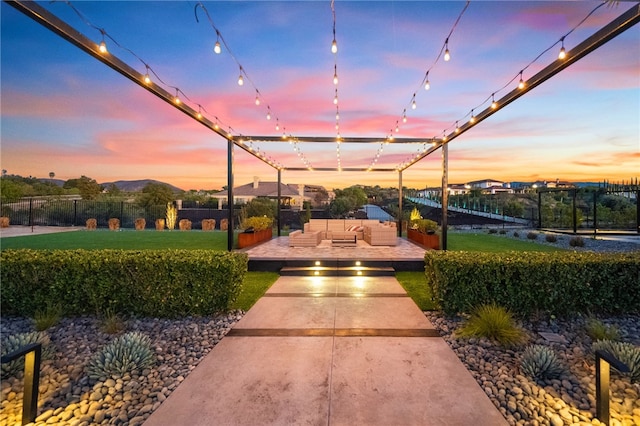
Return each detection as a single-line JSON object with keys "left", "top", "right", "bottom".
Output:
{"left": 7, "top": 1, "right": 640, "bottom": 251}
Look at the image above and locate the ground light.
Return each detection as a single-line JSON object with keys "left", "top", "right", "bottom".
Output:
{"left": 595, "top": 350, "right": 630, "bottom": 424}
{"left": 0, "top": 343, "right": 42, "bottom": 425}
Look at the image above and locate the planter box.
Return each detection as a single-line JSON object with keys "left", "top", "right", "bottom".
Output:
{"left": 238, "top": 228, "right": 273, "bottom": 249}
{"left": 407, "top": 228, "right": 440, "bottom": 250}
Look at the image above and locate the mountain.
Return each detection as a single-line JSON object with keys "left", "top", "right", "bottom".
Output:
{"left": 39, "top": 178, "right": 66, "bottom": 187}
{"left": 101, "top": 179, "right": 184, "bottom": 193}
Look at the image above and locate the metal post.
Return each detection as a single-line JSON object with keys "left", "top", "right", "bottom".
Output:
{"left": 636, "top": 189, "right": 640, "bottom": 234}
{"left": 73, "top": 200, "right": 77, "bottom": 226}
{"left": 28, "top": 198, "right": 33, "bottom": 227}
{"left": 398, "top": 171, "right": 403, "bottom": 237}
{"left": 277, "top": 169, "right": 282, "bottom": 237}
{"left": 441, "top": 143, "right": 448, "bottom": 251}
{"left": 593, "top": 191, "right": 598, "bottom": 238}
{"left": 227, "top": 139, "right": 234, "bottom": 252}
{"left": 538, "top": 191, "right": 542, "bottom": 229}
{"left": 572, "top": 189, "right": 577, "bottom": 234}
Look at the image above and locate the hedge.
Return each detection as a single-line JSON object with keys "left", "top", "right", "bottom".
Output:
{"left": 425, "top": 251, "right": 640, "bottom": 317}
{"left": 1, "top": 249, "right": 248, "bottom": 318}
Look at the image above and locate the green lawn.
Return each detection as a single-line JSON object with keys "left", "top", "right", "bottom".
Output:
{"left": 232, "top": 272, "right": 279, "bottom": 311}
{"left": 396, "top": 271, "right": 437, "bottom": 311}
{"left": 447, "top": 232, "right": 563, "bottom": 252}
{"left": 0, "top": 229, "right": 236, "bottom": 250}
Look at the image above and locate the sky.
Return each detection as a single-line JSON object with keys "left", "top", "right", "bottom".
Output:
{"left": 1, "top": 1, "right": 638, "bottom": 191}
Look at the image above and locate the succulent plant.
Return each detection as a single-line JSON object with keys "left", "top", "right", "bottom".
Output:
{"left": 592, "top": 340, "right": 640, "bottom": 383}
{"left": 520, "top": 344, "right": 565, "bottom": 380}
{"left": 86, "top": 331, "right": 155, "bottom": 380}
{"left": 1, "top": 331, "right": 53, "bottom": 378}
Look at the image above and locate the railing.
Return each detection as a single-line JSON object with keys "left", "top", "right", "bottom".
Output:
{"left": 0, "top": 343, "right": 42, "bottom": 425}
{"left": 595, "top": 349, "right": 630, "bottom": 425}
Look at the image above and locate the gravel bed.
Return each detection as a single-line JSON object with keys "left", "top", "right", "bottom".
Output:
{"left": 1, "top": 312, "right": 243, "bottom": 426}
{"left": 453, "top": 228, "right": 640, "bottom": 253}
{"left": 425, "top": 312, "right": 640, "bottom": 426}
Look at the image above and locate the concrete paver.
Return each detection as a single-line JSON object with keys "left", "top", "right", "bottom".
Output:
{"left": 144, "top": 275, "right": 507, "bottom": 426}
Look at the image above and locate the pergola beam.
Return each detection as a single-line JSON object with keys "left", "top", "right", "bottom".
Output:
{"left": 238, "top": 136, "right": 437, "bottom": 144}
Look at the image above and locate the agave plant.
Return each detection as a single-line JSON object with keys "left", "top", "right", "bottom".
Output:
{"left": 1, "top": 331, "right": 54, "bottom": 378}
{"left": 520, "top": 344, "right": 565, "bottom": 380}
{"left": 86, "top": 331, "right": 155, "bottom": 380}
{"left": 592, "top": 340, "right": 640, "bottom": 383}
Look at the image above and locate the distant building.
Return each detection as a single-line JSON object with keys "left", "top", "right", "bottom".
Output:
{"left": 211, "top": 177, "right": 330, "bottom": 210}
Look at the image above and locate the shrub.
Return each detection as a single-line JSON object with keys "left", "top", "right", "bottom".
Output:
{"left": 513, "top": 231, "right": 520, "bottom": 238}
{"left": 527, "top": 232, "right": 538, "bottom": 240}
{"left": 456, "top": 304, "right": 525, "bottom": 347}
{"left": 86, "top": 332, "right": 154, "bottom": 381}
{"left": 521, "top": 345, "right": 566, "bottom": 380}
{"left": 545, "top": 234, "right": 558, "bottom": 243}
{"left": 499, "top": 229, "right": 507, "bottom": 235}
{"left": 241, "top": 216, "right": 273, "bottom": 231}
{"left": 1, "top": 332, "right": 54, "bottom": 378}
{"left": 585, "top": 318, "right": 620, "bottom": 341}
{"left": 33, "top": 303, "right": 63, "bottom": 331}
{"left": 1, "top": 249, "right": 248, "bottom": 318}
{"left": 569, "top": 236, "right": 585, "bottom": 247}
{"left": 592, "top": 340, "right": 640, "bottom": 383}
{"left": 424, "top": 251, "right": 640, "bottom": 316}
{"left": 488, "top": 229, "right": 498, "bottom": 234}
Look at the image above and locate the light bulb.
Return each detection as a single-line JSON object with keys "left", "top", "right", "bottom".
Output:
{"left": 444, "top": 47, "right": 450, "bottom": 62}
{"left": 455, "top": 122, "right": 460, "bottom": 133}
{"left": 333, "top": 95, "right": 338, "bottom": 105}
{"left": 214, "top": 41, "right": 221, "bottom": 54}
{"left": 402, "top": 110, "right": 407, "bottom": 123}
{"left": 333, "top": 73, "right": 338, "bottom": 85}
{"left": 197, "top": 112, "right": 202, "bottom": 120}
{"left": 424, "top": 79, "right": 430, "bottom": 90}
{"left": 558, "top": 46, "right": 566, "bottom": 60}
{"left": 470, "top": 110, "right": 476, "bottom": 124}
{"left": 98, "top": 41, "right": 107, "bottom": 53}
{"left": 143, "top": 74, "right": 151, "bottom": 85}
{"left": 518, "top": 78, "right": 525, "bottom": 90}
{"left": 174, "top": 96, "right": 181, "bottom": 105}
{"left": 267, "top": 111, "right": 271, "bottom": 120}
{"left": 255, "top": 95, "right": 260, "bottom": 106}
{"left": 411, "top": 99, "right": 417, "bottom": 110}
{"left": 395, "top": 125, "right": 399, "bottom": 133}
{"left": 238, "top": 74, "right": 244, "bottom": 86}
{"left": 276, "top": 123, "right": 280, "bottom": 131}
{"left": 331, "top": 39, "right": 338, "bottom": 54}
{"left": 491, "top": 94, "right": 497, "bottom": 109}
{"left": 336, "top": 112, "right": 340, "bottom": 120}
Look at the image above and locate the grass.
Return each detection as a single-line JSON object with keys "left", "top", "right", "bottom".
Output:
{"left": 447, "top": 232, "right": 563, "bottom": 252}
{"left": 232, "top": 272, "right": 279, "bottom": 311}
{"left": 456, "top": 304, "right": 526, "bottom": 347}
{"left": 33, "top": 303, "right": 63, "bottom": 331}
{"left": 0, "top": 229, "right": 236, "bottom": 250}
{"left": 396, "top": 271, "right": 437, "bottom": 311}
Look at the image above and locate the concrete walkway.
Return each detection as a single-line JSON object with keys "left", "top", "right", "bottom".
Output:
{"left": 144, "top": 275, "right": 507, "bottom": 426}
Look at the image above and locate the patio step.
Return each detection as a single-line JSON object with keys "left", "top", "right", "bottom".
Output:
{"left": 279, "top": 265, "right": 395, "bottom": 277}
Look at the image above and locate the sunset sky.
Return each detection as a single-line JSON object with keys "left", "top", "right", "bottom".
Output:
{"left": 1, "top": 1, "right": 638, "bottom": 191}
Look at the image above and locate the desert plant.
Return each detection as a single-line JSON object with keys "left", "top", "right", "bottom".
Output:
{"left": 545, "top": 234, "right": 558, "bottom": 243}
{"left": 1, "top": 332, "right": 54, "bottom": 378}
{"left": 101, "top": 309, "right": 125, "bottom": 334}
{"left": 33, "top": 303, "right": 63, "bottom": 331}
{"left": 592, "top": 340, "right": 640, "bottom": 383}
{"left": 585, "top": 318, "right": 620, "bottom": 341}
{"left": 527, "top": 231, "right": 538, "bottom": 240}
{"left": 520, "top": 345, "right": 566, "bottom": 380}
{"left": 409, "top": 207, "right": 422, "bottom": 226}
{"left": 456, "top": 304, "right": 526, "bottom": 347}
{"left": 569, "top": 236, "right": 585, "bottom": 247}
{"left": 86, "top": 331, "right": 155, "bottom": 380}
{"left": 165, "top": 203, "right": 178, "bottom": 230}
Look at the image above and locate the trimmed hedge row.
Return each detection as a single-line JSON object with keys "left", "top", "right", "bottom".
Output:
{"left": 1, "top": 249, "right": 248, "bottom": 317}
{"left": 425, "top": 251, "right": 640, "bottom": 317}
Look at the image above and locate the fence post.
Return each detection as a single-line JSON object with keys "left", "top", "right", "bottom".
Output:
{"left": 73, "top": 200, "right": 77, "bottom": 226}
{"left": 28, "top": 198, "right": 33, "bottom": 227}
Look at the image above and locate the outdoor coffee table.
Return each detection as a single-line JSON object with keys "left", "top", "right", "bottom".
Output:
{"left": 330, "top": 231, "right": 357, "bottom": 247}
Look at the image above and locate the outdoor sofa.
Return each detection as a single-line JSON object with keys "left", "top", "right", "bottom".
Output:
{"left": 304, "top": 219, "right": 382, "bottom": 240}
{"left": 289, "top": 230, "right": 323, "bottom": 247}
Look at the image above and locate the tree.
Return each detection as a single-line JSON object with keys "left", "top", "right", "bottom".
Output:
{"left": 0, "top": 178, "right": 24, "bottom": 202}
{"left": 136, "top": 182, "right": 174, "bottom": 210}
{"left": 330, "top": 197, "right": 353, "bottom": 218}
{"left": 63, "top": 176, "right": 102, "bottom": 200}
{"left": 49, "top": 172, "right": 55, "bottom": 179}
{"left": 245, "top": 197, "right": 276, "bottom": 219}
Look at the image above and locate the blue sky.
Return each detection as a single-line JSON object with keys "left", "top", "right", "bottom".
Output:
{"left": 1, "top": 1, "right": 638, "bottom": 190}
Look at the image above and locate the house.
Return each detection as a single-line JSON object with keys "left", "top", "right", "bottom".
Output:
{"left": 211, "top": 177, "right": 329, "bottom": 210}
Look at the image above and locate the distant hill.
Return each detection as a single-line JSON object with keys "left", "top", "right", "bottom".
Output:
{"left": 101, "top": 179, "right": 184, "bottom": 193}
{"left": 39, "top": 178, "right": 66, "bottom": 187}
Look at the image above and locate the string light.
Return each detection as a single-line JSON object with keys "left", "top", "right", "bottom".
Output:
{"left": 558, "top": 37, "right": 567, "bottom": 59}
{"left": 331, "top": 39, "right": 338, "bottom": 54}
{"left": 470, "top": 109, "right": 476, "bottom": 124}
{"left": 395, "top": 121, "right": 400, "bottom": 133}
{"left": 275, "top": 119, "right": 280, "bottom": 131}
{"left": 411, "top": 94, "right": 417, "bottom": 110}
{"left": 333, "top": 66, "right": 339, "bottom": 85}
{"left": 266, "top": 107, "right": 271, "bottom": 120}
{"left": 174, "top": 88, "right": 181, "bottom": 105}
{"left": 444, "top": 39, "right": 451, "bottom": 61}
{"left": 402, "top": 110, "right": 407, "bottom": 123}
{"left": 491, "top": 94, "right": 497, "bottom": 109}
{"left": 143, "top": 66, "right": 151, "bottom": 85}
{"left": 255, "top": 90, "right": 260, "bottom": 105}
{"left": 455, "top": 122, "right": 460, "bottom": 133}
{"left": 424, "top": 72, "right": 430, "bottom": 90}
{"left": 518, "top": 71, "right": 525, "bottom": 89}
{"left": 214, "top": 34, "right": 221, "bottom": 54}
{"left": 238, "top": 67, "right": 244, "bottom": 86}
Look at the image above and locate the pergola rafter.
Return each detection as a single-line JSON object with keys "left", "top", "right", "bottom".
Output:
{"left": 6, "top": 0, "right": 639, "bottom": 250}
